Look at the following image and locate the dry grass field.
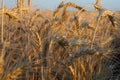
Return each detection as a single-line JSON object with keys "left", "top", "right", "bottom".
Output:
{"left": 0, "top": 1, "right": 120, "bottom": 80}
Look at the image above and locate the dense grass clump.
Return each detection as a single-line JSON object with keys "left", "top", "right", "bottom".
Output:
{"left": 0, "top": 1, "right": 120, "bottom": 80}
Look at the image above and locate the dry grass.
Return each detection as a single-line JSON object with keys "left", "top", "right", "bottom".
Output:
{"left": 0, "top": 1, "right": 120, "bottom": 80}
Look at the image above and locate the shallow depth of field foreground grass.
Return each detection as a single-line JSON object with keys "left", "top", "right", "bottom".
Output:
{"left": 0, "top": 0, "right": 120, "bottom": 80}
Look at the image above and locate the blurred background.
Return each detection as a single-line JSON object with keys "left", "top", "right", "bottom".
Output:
{"left": 0, "top": 0, "right": 120, "bottom": 11}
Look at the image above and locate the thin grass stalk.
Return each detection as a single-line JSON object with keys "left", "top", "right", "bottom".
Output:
{"left": 17, "top": 0, "right": 20, "bottom": 8}
{"left": 20, "top": 0, "right": 23, "bottom": 18}
{"left": 64, "top": 2, "right": 85, "bottom": 11}
{"left": 90, "top": 15, "right": 102, "bottom": 49}
{"left": 1, "top": 0, "right": 4, "bottom": 43}
{"left": 96, "top": 0, "right": 101, "bottom": 6}
{"left": 28, "top": 0, "right": 33, "bottom": 7}
{"left": 0, "top": 1, "right": 5, "bottom": 79}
